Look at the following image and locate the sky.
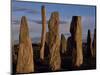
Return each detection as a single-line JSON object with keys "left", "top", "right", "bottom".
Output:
{"left": 11, "top": 0, "right": 96, "bottom": 44}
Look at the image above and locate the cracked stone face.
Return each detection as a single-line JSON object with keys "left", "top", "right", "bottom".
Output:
{"left": 70, "top": 16, "right": 83, "bottom": 67}
{"left": 48, "top": 12, "right": 61, "bottom": 70}
{"left": 16, "top": 16, "right": 34, "bottom": 73}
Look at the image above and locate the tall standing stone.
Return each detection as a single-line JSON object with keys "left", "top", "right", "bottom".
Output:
{"left": 48, "top": 12, "right": 61, "bottom": 70}
{"left": 70, "top": 16, "right": 83, "bottom": 67}
{"left": 92, "top": 28, "right": 96, "bottom": 57}
{"left": 40, "top": 5, "right": 46, "bottom": 60}
{"left": 61, "top": 34, "right": 67, "bottom": 54}
{"left": 87, "top": 29, "right": 93, "bottom": 57}
{"left": 16, "top": 16, "right": 34, "bottom": 73}
{"left": 66, "top": 36, "right": 73, "bottom": 56}
{"left": 45, "top": 32, "right": 49, "bottom": 45}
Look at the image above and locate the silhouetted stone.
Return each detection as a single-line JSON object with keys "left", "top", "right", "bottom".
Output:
{"left": 92, "top": 28, "right": 96, "bottom": 57}
{"left": 48, "top": 12, "right": 61, "bottom": 70}
{"left": 60, "top": 34, "right": 67, "bottom": 54}
{"left": 45, "top": 32, "right": 49, "bottom": 46}
{"left": 87, "top": 29, "right": 93, "bottom": 57}
{"left": 40, "top": 5, "right": 46, "bottom": 60}
{"left": 16, "top": 16, "right": 34, "bottom": 73}
{"left": 66, "top": 36, "right": 73, "bottom": 56}
{"left": 12, "top": 44, "right": 19, "bottom": 65}
{"left": 70, "top": 16, "right": 83, "bottom": 67}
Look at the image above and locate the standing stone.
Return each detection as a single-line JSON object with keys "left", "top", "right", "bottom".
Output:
{"left": 44, "top": 32, "right": 50, "bottom": 60}
{"left": 92, "top": 28, "right": 96, "bottom": 57}
{"left": 40, "top": 5, "right": 46, "bottom": 60}
{"left": 16, "top": 16, "right": 34, "bottom": 73}
{"left": 61, "top": 34, "right": 67, "bottom": 54}
{"left": 45, "top": 32, "right": 49, "bottom": 45}
{"left": 87, "top": 29, "right": 93, "bottom": 57}
{"left": 70, "top": 16, "right": 83, "bottom": 67}
{"left": 48, "top": 12, "right": 61, "bottom": 70}
{"left": 66, "top": 36, "right": 73, "bottom": 56}
{"left": 12, "top": 44, "right": 19, "bottom": 65}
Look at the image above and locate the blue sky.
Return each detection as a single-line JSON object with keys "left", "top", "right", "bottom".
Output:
{"left": 11, "top": 0, "right": 96, "bottom": 43}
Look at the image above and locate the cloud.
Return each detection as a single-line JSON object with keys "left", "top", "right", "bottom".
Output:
{"left": 13, "top": 6, "right": 39, "bottom": 15}
{"left": 60, "top": 21, "right": 68, "bottom": 24}
{"left": 27, "top": 10, "right": 39, "bottom": 14}
{"left": 31, "top": 20, "right": 68, "bottom": 24}
{"left": 82, "top": 16, "right": 95, "bottom": 32}
{"left": 12, "top": 19, "right": 20, "bottom": 25}
{"left": 13, "top": 7, "right": 30, "bottom": 12}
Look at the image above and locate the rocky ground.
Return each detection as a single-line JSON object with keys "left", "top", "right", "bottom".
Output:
{"left": 12, "top": 42, "right": 96, "bottom": 74}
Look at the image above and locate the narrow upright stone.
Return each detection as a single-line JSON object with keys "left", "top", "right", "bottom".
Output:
{"left": 45, "top": 32, "right": 49, "bottom": 45}
{"left": 87, "top": 29, "right": 93, "bottom": 57}
{"left": 16, "top": 16, "right": 34, "bottom": 73}
{"left": 92, "top": 28, "right": 96, "bottom": 57}
{"left": 70, "top": 16, "right": 83, "bottom": 67}
{"left": 48, "top": 12, "right": 61, "bottom": 70}
{"left": 40, "top": 5, "right": 46, "bottom": 60}
{"left": 61, "top": 34, "right": 67, "bottom": 54}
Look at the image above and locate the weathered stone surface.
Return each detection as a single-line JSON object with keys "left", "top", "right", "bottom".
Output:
{"left": 87, "top": 29, "right": 93, "bottom": 57}
{"left": 48, "top": 12, "right": 61, "bottom": 70}
{"left": 70, "top": 16, "right": 83, "bottom": 67}
{"left": 40, "top": 5, "right": 46, "bottom": 60}
{"left": 16, "top": 16, "right": 34, "bottom": 73}
{"left": 92, "top": 28, "right": 96, "bottom": 57}
{"left": 60, "top": 34, "right": 67, "bottom": 54}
